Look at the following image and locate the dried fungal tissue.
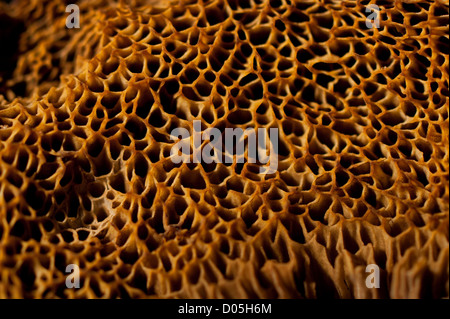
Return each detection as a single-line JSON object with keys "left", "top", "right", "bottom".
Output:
{"left": 0, "top": 0, "right": 448, "bottom": 299}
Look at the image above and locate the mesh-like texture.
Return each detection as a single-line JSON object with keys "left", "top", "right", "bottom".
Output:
{"left": 0, "top": 0, "right": 448, "bottom": 298}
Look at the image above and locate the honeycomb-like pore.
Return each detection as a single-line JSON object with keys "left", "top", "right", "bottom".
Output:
{"left": 0, "top": 0, "right": 448, "bottom": 299}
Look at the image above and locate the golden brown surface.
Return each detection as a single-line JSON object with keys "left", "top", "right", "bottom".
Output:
{"left": 0, "top": 0, "right": 448, "bottom": 298}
